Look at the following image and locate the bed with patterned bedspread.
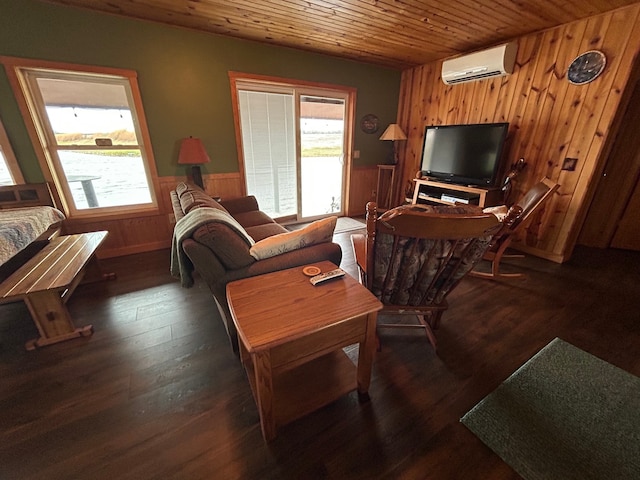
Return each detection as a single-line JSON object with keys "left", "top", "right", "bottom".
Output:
{"left": 0, "top": 183, "right": 66, "bottom": 283}
{"left": 0, "top": 206, "right": 66, "bottom": 266}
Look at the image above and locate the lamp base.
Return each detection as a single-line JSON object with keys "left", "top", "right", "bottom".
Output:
{"left": 190, "top": 165, "right": 204, "bottom": 189}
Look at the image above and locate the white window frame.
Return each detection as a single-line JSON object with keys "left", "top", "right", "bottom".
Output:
{"left": 1, "top": 57, "right": 160, "bottom": 218}
{"left": 0, "top": 118, "right": 25, "bottom": 185}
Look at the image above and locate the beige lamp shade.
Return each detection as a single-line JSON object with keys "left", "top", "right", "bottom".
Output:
{"left": 379, "top": 124, "right": 407, "bottom": 141}
{"left": 178, "top": 137, "right": 211, "bottom": 165}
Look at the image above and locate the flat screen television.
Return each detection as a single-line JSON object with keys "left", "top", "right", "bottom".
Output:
{"left": 420, "top": 122, "right": 509, "bottom": 187}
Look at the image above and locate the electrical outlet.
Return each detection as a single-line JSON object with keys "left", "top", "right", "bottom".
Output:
{"left": 353, "top": 150, "right": 360, "bottom": 159}
{"left": 562, "top": 157, "right": 578, "bottom": 171}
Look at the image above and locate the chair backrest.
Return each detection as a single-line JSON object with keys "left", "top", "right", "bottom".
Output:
{"left": 364, "top": 202, "right": 500, "bottom": 307}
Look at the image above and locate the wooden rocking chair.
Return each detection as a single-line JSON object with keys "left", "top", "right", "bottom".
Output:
{"left": 471, "top": 177, "right": 559, "bottom": 279}
{"left": 351, "top": 202, "right": 500, "bottom": 351}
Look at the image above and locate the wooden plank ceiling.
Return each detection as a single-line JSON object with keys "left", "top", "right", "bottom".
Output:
{"left": 41, "top": 0, "right": 640, "bottom": 69}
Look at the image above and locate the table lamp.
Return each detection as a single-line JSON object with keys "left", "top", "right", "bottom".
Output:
{"left": 379, "top": 124, "right": 407, "bottom": 164}
{"left": 178, "top": 137, "right": 210, "bottom": 189}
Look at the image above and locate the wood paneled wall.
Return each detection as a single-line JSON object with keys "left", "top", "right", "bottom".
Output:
{"left": 347, "top": 165, "right": 378, "bottom": 217}
{"left": 63, "top": 173, "right": 244, "bottom": 258}
{"left": 66, "top": 166, "right": 375, "bottom": 258}
{"left": 394, "top": 4, "right": 640, "bottom": 263}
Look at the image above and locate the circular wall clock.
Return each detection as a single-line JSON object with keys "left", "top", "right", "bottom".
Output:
{"left": 360, "top": 114, "right": 380, "bottom": 134}
{"left": 567, "top": 50, "right": 606, "bottom": 85}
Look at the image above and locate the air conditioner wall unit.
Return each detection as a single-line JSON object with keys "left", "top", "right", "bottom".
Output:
{"left": 441, "top": 42, "right": 518, "bottom": 85}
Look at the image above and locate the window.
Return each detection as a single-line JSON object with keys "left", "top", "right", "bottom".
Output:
{"left": 4, "top": 59, "right": 158, "bottom": 217}
{"left": 0, "top": 119, "right": 24, "bottom": 185}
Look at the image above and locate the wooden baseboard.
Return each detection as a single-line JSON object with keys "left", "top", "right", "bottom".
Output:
{"left": 97, "top": 240, "right": 171, "bottom": 259}
{"left": 509, "top": 243, "right": 566, "bottom": 264}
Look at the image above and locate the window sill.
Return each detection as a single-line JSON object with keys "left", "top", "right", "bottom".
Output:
{"left": 64, "top": 204, "right": 161, "bottom": 222}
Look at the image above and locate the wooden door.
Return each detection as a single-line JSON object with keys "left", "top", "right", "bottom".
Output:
{"left": 611, "top": 171, "right": 640, "bottom": 250}
{"left": 578, "top": 73, "right": 640, "bottom": 250}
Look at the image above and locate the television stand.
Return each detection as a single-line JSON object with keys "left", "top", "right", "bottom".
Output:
{"left": 411, "top": 178, "right": 503, "bottom": 208}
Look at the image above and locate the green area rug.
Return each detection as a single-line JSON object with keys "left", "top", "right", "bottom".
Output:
{"left": 461, "top": 338, "right": 640, "bottom": 480}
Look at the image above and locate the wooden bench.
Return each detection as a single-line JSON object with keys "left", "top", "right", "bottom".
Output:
{"left": 0, "top": 231, "right": 110, "bottom": 350}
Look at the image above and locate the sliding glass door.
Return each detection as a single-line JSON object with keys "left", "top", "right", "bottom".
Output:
{"left": 234, "top": 77, "right": 351, "bottom": 223}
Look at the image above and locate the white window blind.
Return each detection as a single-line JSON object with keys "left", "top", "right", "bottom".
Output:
{"left": 238, "top": 90, "right": 297, "bottom": 218}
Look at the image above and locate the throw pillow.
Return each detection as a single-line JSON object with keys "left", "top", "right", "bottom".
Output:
{"left": 249, "top": 216, "right": 337, "bottom": 260}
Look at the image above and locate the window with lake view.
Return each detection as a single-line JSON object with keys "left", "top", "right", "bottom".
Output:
{"left": 0, "top": 147, "right": 14, "bottom": 186}
{"left": 8, "top": 62, "right": 158, "bottom": 217}
{"left": 0, "top": 119, "right": 22, "bottom": 186}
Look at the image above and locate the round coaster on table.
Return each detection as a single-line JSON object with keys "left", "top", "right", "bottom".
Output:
{"left": 302, "top": 266, "right": 322, "bottom": 277}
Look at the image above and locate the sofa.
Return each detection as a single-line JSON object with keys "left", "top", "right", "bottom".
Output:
{"left": 170, "top": 182, "right": 343, "bottom": 353}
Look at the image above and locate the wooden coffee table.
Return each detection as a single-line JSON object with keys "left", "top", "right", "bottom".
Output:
{"left": 226, "top": 260, "right": 383, "bottom": 441}
{"left": 0, "top": 231, "right": 110, "bottom": 350}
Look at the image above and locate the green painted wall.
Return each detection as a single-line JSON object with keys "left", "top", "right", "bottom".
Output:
{"left": 0, "top": 0, "right": 401, "bottom": 181}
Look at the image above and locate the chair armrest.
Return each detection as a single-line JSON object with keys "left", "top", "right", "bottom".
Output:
{"left": 351, "top": 233, "right": 367, "bottom": 274}
{"left": 223, "top": 242, "right": 343, "bottom": 285}
{"left": 170, "top": 190, "right": 185, "bottom": 221}
{"left": 503, "top": 204, "right": 524, "bottom": 229}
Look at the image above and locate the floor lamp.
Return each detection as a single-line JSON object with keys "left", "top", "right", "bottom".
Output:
{"left": 179, "top": 137, "right": 210, "bottom": 189}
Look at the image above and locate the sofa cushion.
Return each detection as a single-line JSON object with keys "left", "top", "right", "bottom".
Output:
{"left": 193, "top": 221, "right": 256, "bottom": 270}
{"left": 180, "top": 190, "right": 229, "bottom": 215}
{"left": 249, "top": 216, "right": 337, "bottom": 260}
{"left": 233, "top": 210, "right": 277, "bottom": 228}
{"left": 176, "top": 182, "right": 206, "bottom": 196}
{"left": 220, "top": 196, "right": 259, "bottom": 215}
{"left": 245, "top": 223, "right": 289, "bottom": 242}
{"left": 175, "top": 182, "right": 189, "bottom": 197}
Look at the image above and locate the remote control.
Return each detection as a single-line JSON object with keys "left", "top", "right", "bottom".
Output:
{"left": 310, "top": 268, "right": 346, "bottom": 286}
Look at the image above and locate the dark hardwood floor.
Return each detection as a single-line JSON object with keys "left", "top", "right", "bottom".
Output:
{"left": 1, "top": 229, "right": 639, "bottom": 479}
